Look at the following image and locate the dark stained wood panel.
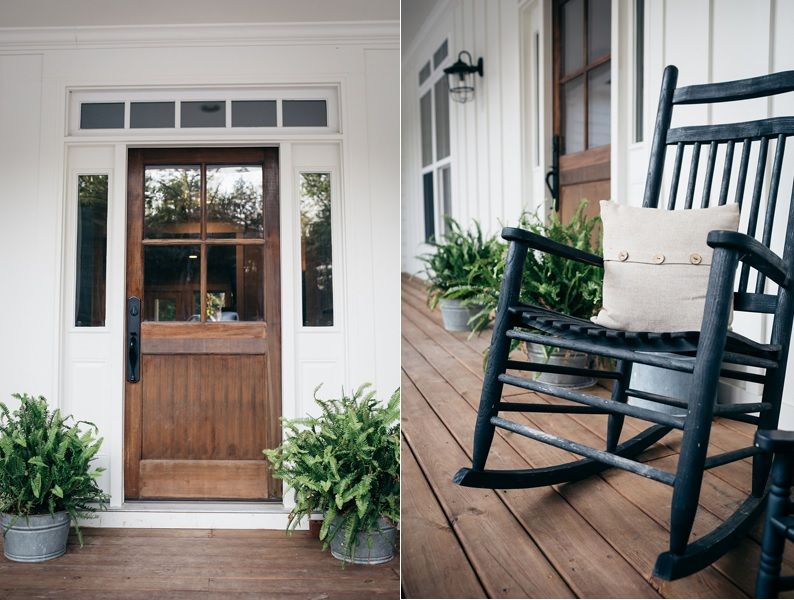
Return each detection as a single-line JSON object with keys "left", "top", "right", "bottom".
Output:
{"left": 125, "top": 148, "right": 281, "bottom": 501}
{"left": 138, "top": 460, "right": 269, "bottom": 499}
{"left": 141, "top": 355, "right": 268, "bottom": 461}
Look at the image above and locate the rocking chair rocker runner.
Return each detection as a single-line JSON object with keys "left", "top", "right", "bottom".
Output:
{"left": 454, "top": 64, "right": 794, "bottom": 581}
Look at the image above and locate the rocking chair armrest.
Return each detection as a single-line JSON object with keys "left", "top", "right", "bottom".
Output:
{"left": 707, "top": 230, "right": 791, "bottom": 289}
{"left": 755, "top": 429, "right": 794, "bottom": 454}
{"left": 501, "top": 227, "right": 604, "bottom": 267}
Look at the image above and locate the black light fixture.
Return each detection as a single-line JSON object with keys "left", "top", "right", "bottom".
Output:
{"left": 443, "top": 51, "right": 484, "bottom": 104}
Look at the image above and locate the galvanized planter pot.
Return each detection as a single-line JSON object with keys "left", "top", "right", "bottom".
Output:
{"left": 439, "top": 298, "right": 482, "bottom": 332}
{"left": 329, "top": 516, "right": 396, "bottom": 565}
{"left": 526, "top": 343, "right": 596, "bottom": 389}
{"left": 1, "top": 511, "right": 70, "bottom": 562}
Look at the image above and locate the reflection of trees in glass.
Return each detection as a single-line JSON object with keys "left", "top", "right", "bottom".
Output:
{"left": 300, "top": 173, "right": 333, "bottom": 326}
{"left": 207, "top": 167, "right": 263, "bottom": 237}
{"left": 75, "top": 175, "right": 109, "bottom": 327}
{"left": 144, "top": 168, "right": 201, "bottom": 237}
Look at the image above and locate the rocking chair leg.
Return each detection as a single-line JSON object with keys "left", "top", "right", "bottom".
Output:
{"left": 753, "top": 366, "right": 788, "bottom": 497}
{"left": 471, "top": 242, "right": 528, "bottom": 471}
{"left": 606, "top": 360, "right": 633, "bottom": 452}
{"left": 669, "top": 247, "right": 737, "bottom": 555}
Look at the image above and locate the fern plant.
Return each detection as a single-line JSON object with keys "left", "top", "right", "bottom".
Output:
{"left": 263, "top": 385, "right": 400, "bottom": 560}
{"left": 0, "top": 394, "right": 109, "bottom": 544}
{"left": 418, "top": 218, "right": 506, "bottom": 311}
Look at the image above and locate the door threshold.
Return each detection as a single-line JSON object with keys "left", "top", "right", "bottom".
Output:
{"left": 118, "top": 500, "right": 287, "bottom": 513}
{"left": 83, "top": 501, "right": 299, "bottom": 530}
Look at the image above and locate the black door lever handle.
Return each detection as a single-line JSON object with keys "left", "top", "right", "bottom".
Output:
{"left": 127, "top": 297, "right": 141, "bottom": 383}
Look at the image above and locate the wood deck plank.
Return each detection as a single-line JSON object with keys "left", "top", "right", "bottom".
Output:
{"left": 402, "top": 275, "right": 762, "bottom": 598}
{"left": 400, "top": 437, "right": 487, "bottom": 599}
{"left": 402, "top": 374, "right": 575, "bottom": 598}
{"left": 0, "top": 529, "right": 398, "bottom": 598}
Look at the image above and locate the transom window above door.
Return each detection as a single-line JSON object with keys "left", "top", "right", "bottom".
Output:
{"left": 136, "top": 149, "right": 275, "bottom": 323}
{"left": 68, "top": 87, "right": 339, "bottom": 135}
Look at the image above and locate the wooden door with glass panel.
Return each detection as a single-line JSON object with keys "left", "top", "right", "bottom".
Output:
{"left": 553, "top": 0, "right": 611, "bottom": 223}
{"left": 124, "top": 147, "right": 280, "bottom": 500}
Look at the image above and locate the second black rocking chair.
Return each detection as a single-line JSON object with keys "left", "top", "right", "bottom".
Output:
{"left": 454, "top": 64, "right": 794, "bottom": 580}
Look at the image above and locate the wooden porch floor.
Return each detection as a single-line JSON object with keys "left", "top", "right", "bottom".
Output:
{"left": 401, "top": 274, "right": 794, "bottom": 599}
{"left": 0, "top": 528, "right": 399, "bottom": 599}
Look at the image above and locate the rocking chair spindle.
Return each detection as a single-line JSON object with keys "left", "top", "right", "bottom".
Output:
{"left": 454, "top": 64, "right": 794, "bottom": 580}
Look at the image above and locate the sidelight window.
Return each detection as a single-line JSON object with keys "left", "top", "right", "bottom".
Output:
{"left": 300, "top": 173, "right": 334, "bottom": 327}
{"left": 75, "top": 174, "right": 109, "bottom": 327}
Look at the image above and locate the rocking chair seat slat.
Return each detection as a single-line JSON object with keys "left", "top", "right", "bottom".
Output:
{"left": 508, "top": 303, "right": 781, "bottom": 361}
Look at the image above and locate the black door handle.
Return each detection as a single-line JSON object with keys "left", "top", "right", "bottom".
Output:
{"left": 545, "top": 134, "right": 560, "bottom": 212}
{"left": 127, "top": 297, "right": 141, "bottom": 383}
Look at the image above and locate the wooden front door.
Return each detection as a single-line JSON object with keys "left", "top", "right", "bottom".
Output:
{"left": 553, "top": 0, "right": 612, "bottom": 222}
{"left": 124, "top": 147, "right": 281, "bottom": 500}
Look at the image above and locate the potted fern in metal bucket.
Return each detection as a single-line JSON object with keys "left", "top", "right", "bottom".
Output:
{"left": 418, "top": 219, "right": 506, "bottom": 332}
{"left": 470, "top": 203, "right": 604, "bottom": 387}
{"left": 0, "top": 394, "right": 109, "bottom": 562}
{"left": 264, "top": 385, "right": 400, "bottom": 564}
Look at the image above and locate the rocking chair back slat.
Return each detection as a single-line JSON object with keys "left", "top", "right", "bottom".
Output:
{"left": 684, "top": 142, "right": 701, "bottom": 209}
{"left": 739, "top": 136, "right": 770, "bottom": 293}
{"left": 717, "top": 140, "right": 735, "bottom": 206}
{"left": 734, "top": 139, "right": 753, "bottom": 209}
{"left": 701, "top": 141, "right": 718, "bottom": 209}
{"left": 757, "top": 135, "right": 788, "bottom": 293}
{"left": 667, "top": 142, "right": 685, "bottom": 210}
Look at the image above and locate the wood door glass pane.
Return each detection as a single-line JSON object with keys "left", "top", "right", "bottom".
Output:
{"left": 300, "top": 173, "right": 333, "bottom": 327}
{"left": 562, "top": 75, "right": 585, "bottom": 153}
{"left": 206, "top": 166, "right": 264, "bottom": 239}
{"left": 587, "top": 0, "right": 611, "bottom": 61}
{"left": 144, "top": 166, "right": 201, "bottom": 239}
{"left": 75, "top": 175, "right": 108, "bottom": 327}
{"left": 423, "top": 172, "right": 434, "bottom": 241}
{"left": 561, "top": 0, "right": 585, "bottom": 75}
{"left": 181, "top": 101, "right": 225, "bottom": 128}
{"left": 433, "top": 39, "right": 448, "bottom": 69}
{"left": 206, "top": 245, "right": 264, "bottom": 322}
{"left": 587, "top": 61, "right": 611, "bottom": 148}
{"left": 143, "top": 245, "right": 201, "bottom": 321}
{"left": 440, "top": 165, "right": 452, "bottom": 234}
{"left": 434, "top": 77, "right": 450, "bottom": 160}
{"left": 420, "top": 91, "right": 433, "bottom": 167}
{"left": 419, "top": 61, "right": 431, "bottom": 85}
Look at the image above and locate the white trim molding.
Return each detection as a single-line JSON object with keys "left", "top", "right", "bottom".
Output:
{"left": 0, "top": 21, "right": 399, "bottom": 51}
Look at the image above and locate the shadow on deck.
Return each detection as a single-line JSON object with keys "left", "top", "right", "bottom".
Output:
{"left": 400, "top": 273, "right": 793, "bottom": 599}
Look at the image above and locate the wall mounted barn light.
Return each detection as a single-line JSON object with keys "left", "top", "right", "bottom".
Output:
{"left": 443, "top": 51, "right": 484, "bottom": 103}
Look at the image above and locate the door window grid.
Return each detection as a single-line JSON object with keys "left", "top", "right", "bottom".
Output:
{"left": 141, "top": 160, "right": 266, "bottom": 323}
{"left": 419, "top": 38, "right": 453, "bottom": 242}
{"left": 556, "top": 0, "right": 612, "bottom": 154}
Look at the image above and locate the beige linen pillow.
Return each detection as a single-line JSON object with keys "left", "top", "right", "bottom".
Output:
{"left": 592, "top": 201, "right": 741, "bottom": 332}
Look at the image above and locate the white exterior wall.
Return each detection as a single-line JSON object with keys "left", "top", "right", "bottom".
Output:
{"left": 0, "top": 22, "right": 399, "bottom": 527}
{"left": 402, "top": 0, "right": 794, "bottom": 423}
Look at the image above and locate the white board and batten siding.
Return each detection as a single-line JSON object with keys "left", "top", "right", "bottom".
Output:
{"left": 402, "top": 0, "right": 794, "bottom": 423}
{"left": 0, "top": 22, "right": 399, "bottom": 527}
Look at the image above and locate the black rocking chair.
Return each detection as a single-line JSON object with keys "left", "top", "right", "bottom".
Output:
{"left": 454, "top": 64, "right": 794, "bottom": 580}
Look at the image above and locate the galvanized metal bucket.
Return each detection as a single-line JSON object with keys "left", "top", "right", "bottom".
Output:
{"left": 329, "top": 516, "right": 396, "bottom": 565}
{"left": 1, "top": 511, "right": 70, "bottom": 562}
{"left": 439, "top": 299, "right": 482, "bottom": 332}
{"left": 527, "top": 343, "right": 596, "bottom": 389}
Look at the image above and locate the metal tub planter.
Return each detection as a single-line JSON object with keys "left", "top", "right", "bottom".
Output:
{"left": 527, "top": 343, "right": 596, "bottom": 389}
{"left": 1, "top": 511, "right": 71, "bottom": 562}
{"left": 329, "top": 516, "right": 396, "bottom": 565}
{"left": 439, "top": 298, "right": 483, "bottom": 332}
